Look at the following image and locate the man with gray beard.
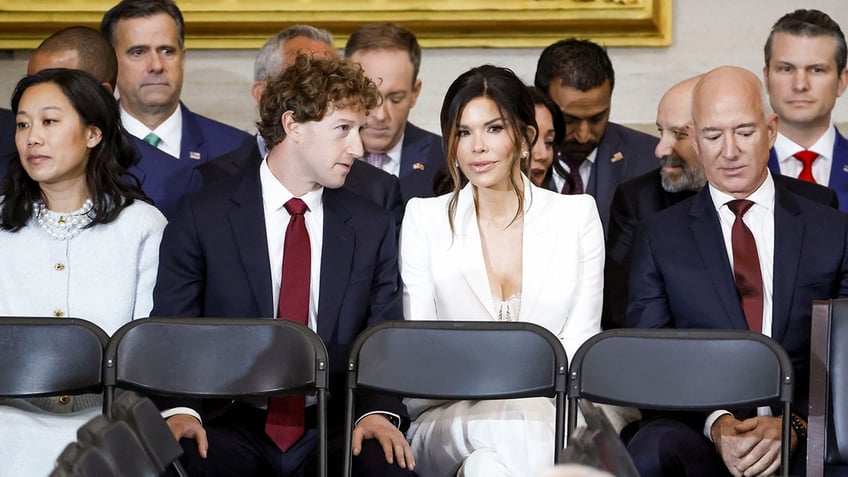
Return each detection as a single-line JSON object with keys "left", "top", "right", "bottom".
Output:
{"left": 602, "top": 76, "right": 705, "bottom": 329}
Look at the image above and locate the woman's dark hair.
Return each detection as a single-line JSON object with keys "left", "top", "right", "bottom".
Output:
{"left": 440, "top": 64, "right": 537, "bottom": 233}
{"left": 2, "top": 68, "right": 148, "bottom": 231}
{"left": 528, "top": 86, "right": 567, "bottom": 187}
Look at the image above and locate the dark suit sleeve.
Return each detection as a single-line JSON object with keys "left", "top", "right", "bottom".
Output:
{"left": 387, "top": 178, "right": 405, "bottom": 231}
{"left": 148, "top": 198, "right": 210, "bottom": 416}
{"left": 358, "top": 217, "right": 408, "bottom": 421}
{"left": 828, "top": 188, "right": 839, "bottom": 210}
{"left": 151, "top": 197, "right": 207, "bottom": 318}
{"left": 603, "top": 185, "right": 640, "bottom": 329}
{"left": 624, "top": 222, "right": 674, "bottom": 329}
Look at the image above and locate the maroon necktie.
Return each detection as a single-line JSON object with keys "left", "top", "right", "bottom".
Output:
{"left": 793, "top": 150, "right": 818, "bottom": 183}
{"left": 265, "top": 197, "right": 310, "bottom": 452}
{"left": 560, "top": 155, "right": 585, "bottom": 194}
{"left": 727, "top": 199, "right": 763, "bottom": 333}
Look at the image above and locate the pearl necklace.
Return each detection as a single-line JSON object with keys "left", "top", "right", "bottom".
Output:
{"left": 34, "top": 198, "right": 94, "bottom": 240}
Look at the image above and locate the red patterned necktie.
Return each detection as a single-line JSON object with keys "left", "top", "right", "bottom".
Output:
{"left": 793, "top": 150, "right": 818, "bottom": 183}
{"left": 265, "top": 197, "right": 310, "bottom": 452}
{"left": 727, "top": 199, "right": 763, "bottom": 333}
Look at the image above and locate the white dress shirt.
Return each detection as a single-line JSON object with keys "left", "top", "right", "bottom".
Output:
{"left": 773, "top": 125, "right": 836, "bottom": 186}
{"left": 703, "top": 173, "right": 776, "bottom": 438}
{"left": 259, "top": 157, "right": 324, "bottom": 332}
{"left": 120, "top": 105, "right": 183, "bottom": 159}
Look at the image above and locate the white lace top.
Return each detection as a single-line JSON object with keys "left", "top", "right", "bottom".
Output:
{"left": 493, "top": 293, "right": 521, "bottom": 321}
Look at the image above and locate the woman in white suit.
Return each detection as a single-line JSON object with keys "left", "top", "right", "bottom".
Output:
{"left": 399, "top": 65, "right": 604, "bottom": 477}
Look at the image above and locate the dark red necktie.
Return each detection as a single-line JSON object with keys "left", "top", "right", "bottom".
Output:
{"left": 727, "top": 199, "right": 763, "bottom": 333}
{"left": 560, "top": 155, "right": 585, "bottom": 194}
{"left": 265, "top": 197, "right": 310, "bottom": 452}
{"left": 793, "top": 150, "right": 818, "bottom": 183}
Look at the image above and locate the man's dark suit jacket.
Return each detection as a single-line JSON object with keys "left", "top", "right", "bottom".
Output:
{"left": 768, "top": 126, "right": 848, "bottom": 213}
{"left": 603, "top": 169, "right": 698, "bottom": 329}
{"left": 547, "top": 122, "right": 658, "bottom": 235}
{"left": 606, "top": 171, "right": 839, "bottom": 330}
{"left": 151, "top": 159, "right": 407, "bottom": 426}
{"left": 396, "top": 122, "right": 444, "bottom": 201}
{"left": 0, "top": 108, "right": 15, "bottom": 184}
{"left": 626, "top": 175, "right": 848, "bottom": 421}
{"left": 127, "top": 102, "right": 251, "bottom": 219}
{"left": 198, "top": 134, "right": 405, "bottom": 228}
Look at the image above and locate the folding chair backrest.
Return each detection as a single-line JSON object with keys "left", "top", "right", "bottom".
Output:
{"left": 568, "top": 328, "right": 793, "bottom": 477}
{"left": 809, "top": 299, "right": 848, "bottom": 475}
{"left": 343, "top": 320, "right": 568, "bottom": 476}
{"left": 350, "top": 320, "right": 567, "bottom": 399}
{"left": 104, "top": 318, "right": 328, "bottom": 399}
{"left": 569, "top": 329, "right": 792, "bottom": 410}
{"left": 0, "top": 317, "right": 107, "bottom": 397}
{"left": 103, "top": 317, "right": 329, "bottom": 477}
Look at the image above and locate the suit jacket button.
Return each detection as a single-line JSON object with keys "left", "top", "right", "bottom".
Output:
{"left": 58, "top": 395, "right": 71, "bottom": 405}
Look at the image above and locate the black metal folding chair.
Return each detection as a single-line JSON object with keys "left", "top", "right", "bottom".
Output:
{"left": 568, "top": 328, "right": 794, "bottom": 477}
{"left": 343, "top": 320, "right": 568, "bottom": 477}
{"left": 103, "top": 318, "right": 330, "bottom": 477}
{"left": 0, "top": 317, "right": 107, "bottom": 400}
{"left": 809, "top": 299, "right": 848, "bottom": 476}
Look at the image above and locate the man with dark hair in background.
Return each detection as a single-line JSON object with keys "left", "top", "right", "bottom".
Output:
{"left": 101, "top": 0, "right": 250, "bottom": 218}
{"left": 27, "top": 26, "right": 118, "bottom": 92}
{"left": 535, "top": 38, "right": 658, "bottom": 234}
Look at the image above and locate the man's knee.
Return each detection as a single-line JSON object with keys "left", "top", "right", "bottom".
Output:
{"left": 352, "top": 439, "right": 415, "bottom": 477}
{"left": 627, "top": 418, "right": 727, "bottom": 477}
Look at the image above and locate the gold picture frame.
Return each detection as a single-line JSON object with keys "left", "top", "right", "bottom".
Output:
{"left": 0, "top": 0, "right": 670, "bottom": 49}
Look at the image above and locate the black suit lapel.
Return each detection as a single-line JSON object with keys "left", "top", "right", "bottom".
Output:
{"left": 317, "top": 189, "right": 354, "bottom": 340}
{"left": 688, "top": 189, "right": 749, "bottom": 329}
{"left": 771, "top": 184, "right": 805, "bottom": 344}
{"left": 228, "top": 163, "right": 274, "bottom": 317}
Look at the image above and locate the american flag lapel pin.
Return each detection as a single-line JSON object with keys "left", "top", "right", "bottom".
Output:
{"left": 611, "top": 152, "right": 624, "bottom": 163}
{"left": 189, "top": 151, "right": 201, "bottom": 160}
{"left": 413, "top": 162, "right": 425, "bottom": 170}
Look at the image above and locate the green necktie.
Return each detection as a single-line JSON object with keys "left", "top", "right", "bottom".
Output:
{"left": 143, "top": 133, "right": 162, "bottom": 147}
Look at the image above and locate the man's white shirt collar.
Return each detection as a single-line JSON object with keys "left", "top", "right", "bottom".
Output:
{"left": 120, "top": 104, "right": 183, "bottom": 159}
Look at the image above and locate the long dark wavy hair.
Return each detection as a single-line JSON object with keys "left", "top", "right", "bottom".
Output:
{"left": 440, "top": 65, "right": 537, "bottom": 234}
{"left": 1, "top": 68, "right": 148, "bottom": 231}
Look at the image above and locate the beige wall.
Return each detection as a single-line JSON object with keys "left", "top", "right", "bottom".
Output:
{"left": 1, "top": 0, "right": 847, "bottom": 136}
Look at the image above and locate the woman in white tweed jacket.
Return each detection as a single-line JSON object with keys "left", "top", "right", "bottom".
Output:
{"left": 0, "top": 69, "right": 166, "bottom": 476}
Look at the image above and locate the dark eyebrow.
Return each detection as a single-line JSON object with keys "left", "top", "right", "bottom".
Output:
{"left": 458, "top": 117, "right": 505, "bottom": 129}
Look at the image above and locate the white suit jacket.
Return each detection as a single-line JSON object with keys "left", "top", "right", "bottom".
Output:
{"left": 400, "top": 177, "right": 604, "bottom": 362}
